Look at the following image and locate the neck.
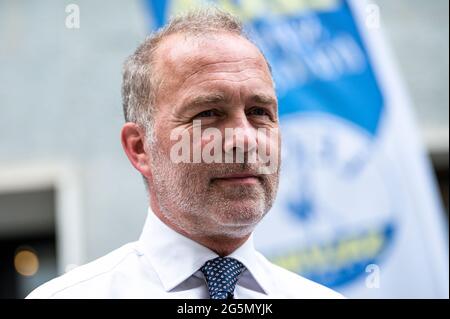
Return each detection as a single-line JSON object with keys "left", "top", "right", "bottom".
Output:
{"left": 149, "top": 199, "right": 251, "bottom": 257}
{"left": 187, "top": 233, "right": 251, "bottom": 257}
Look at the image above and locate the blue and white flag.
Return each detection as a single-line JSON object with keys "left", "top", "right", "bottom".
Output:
{"left": 144, "top": 0, "right": 449, "bottom": 298}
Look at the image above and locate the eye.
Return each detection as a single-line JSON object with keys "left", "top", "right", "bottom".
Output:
{"left": 248, "top": 107, "right": 270, "bottom": 117}
{"left": 195, "top": 110, "right": 219, "bottom": 118}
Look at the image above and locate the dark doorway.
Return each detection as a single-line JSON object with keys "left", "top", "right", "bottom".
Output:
{"left": 0, "top": 188, "right": 58, "bottom": 298}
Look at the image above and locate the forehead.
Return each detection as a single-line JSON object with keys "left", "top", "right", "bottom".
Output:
{"left": 153, "top": 32, "right": 272, "bottom": 92}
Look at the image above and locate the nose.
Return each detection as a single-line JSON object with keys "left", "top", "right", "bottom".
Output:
{"left": 223, "top": 115, "right": 258, "bottom": 162}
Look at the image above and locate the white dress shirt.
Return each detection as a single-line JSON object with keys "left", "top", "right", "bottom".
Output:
{"left": 27, "top": 208, "right": 343, "bottom": 299}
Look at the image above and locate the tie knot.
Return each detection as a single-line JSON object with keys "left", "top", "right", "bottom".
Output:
{"left": 200, "top": 257, "right": 246, "bottom": 299}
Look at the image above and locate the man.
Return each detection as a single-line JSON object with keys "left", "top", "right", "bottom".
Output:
{"left": 28, "top": 9, "right": 342, "bottom": 299}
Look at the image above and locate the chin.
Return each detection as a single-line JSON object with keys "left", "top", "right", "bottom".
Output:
{"left": 216, "top": 201, "right": 267, "bottom": 228}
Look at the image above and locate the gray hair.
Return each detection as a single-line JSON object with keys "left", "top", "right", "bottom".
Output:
{"left": 121, "top": 7, "right": 271, "bottom": 142}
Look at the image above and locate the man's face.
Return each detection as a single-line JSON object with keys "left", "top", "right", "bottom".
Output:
{"left": 147, "top": 32, "right": 280, "bottom": 238}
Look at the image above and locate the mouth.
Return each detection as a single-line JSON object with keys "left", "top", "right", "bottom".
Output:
{"left": 211, "top": 173, "right": 261, "bottom": 185}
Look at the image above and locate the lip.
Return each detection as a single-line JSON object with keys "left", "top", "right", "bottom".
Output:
{"left": 212, "top": 173, "right": 261, "bottom": 185}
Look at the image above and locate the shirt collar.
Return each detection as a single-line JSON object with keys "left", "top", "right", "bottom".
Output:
{"left": 137, "top": 207, "right": 271, "bottom": 294}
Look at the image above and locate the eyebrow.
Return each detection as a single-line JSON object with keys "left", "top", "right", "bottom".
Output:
{"left": 249, "top": 93, "right": 277, "bottom": 106}
{"left": 180, "top": 92, "right": 277, "bottom": 113}
{"left": 186, "top": 93, "right": 230, "bottom": 108}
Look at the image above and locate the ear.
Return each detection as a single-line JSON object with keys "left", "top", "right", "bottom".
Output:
{"left": 121, "top": 122, "right": 152, "bottom": 180}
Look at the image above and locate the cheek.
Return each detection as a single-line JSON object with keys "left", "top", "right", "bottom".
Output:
{"left": 155, "top": 124, "right": 178, "bottom": 154}
{"left": 269, "top": 133, "right": 280, "bottom": 155}
{"left": 258, "top": 129, "right": 279, "bottom": 154}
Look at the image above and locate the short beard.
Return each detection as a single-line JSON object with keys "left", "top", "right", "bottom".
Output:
{"left": 147, "top": 139, "right": 279, "bottom": 239}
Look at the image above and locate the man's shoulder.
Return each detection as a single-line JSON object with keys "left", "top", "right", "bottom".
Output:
{"left": 255, "top": 252, "right": 345, "bottom": 299}
{"left": 26, "top": 242, "right": 139, "bottom": 299}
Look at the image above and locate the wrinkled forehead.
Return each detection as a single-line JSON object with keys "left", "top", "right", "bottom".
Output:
{"left": 153, "top": 32, "right": 272, "bottom": 84}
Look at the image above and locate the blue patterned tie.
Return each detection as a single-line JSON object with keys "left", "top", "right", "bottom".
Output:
{"left": 201, "top": 257, "right": 246, "bottom": 299}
